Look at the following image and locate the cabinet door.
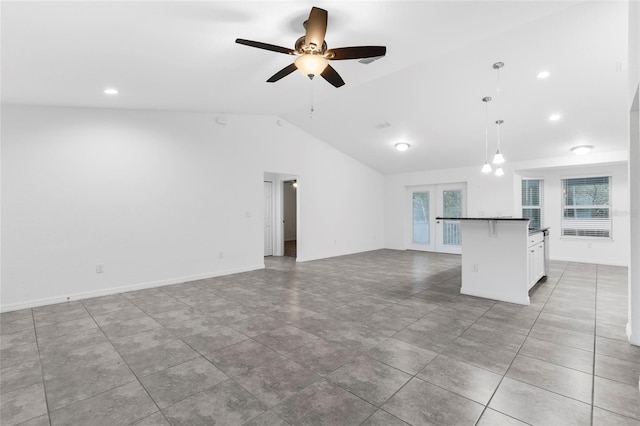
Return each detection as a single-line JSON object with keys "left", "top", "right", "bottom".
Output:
{"left": 536, "top": 243, "right": 545, "bottom": 280}
{"left": 528, "top": 247, "right": 537, "bottom": 289}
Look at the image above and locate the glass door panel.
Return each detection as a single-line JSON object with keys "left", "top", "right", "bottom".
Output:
{"left": 435, "top": 184, "right": 466, "bottom": 254}
{"left": 408, "top": 188, "right": 434, "bottom": 251}
{"left": 412, "top": 192, "right": 430, "bottom": 244}
{"left": 442, "top": 190, "right": 462, "bottom": 246}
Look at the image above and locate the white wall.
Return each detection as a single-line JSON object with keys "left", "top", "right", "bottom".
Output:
{"left": 1, "top": 105, "right": 384, "bottom": 311}
{"left": 385, "top": 152, "right": 629, "bottom": 266}
{"left": 517, "top": 163, "right": 629, "bottom": 266}
{"left": 627, "top": 0, "right": 640, "bottom": 345}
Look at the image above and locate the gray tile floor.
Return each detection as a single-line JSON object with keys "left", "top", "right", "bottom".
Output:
{"left": 1, "top": 249, "right": 639, "bottom": 426}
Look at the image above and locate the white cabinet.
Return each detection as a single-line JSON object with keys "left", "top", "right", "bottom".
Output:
{"left": 528, "top": 232, "right": 545, "bottom": 290}
{"left": 457, "top": 218, "right": 549, "bottom": 305}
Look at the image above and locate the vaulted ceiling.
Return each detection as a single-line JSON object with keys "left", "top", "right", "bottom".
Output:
{"left": 1, "top": 1, "right": 630, "bottom": 174}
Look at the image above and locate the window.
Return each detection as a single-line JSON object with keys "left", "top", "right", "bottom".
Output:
{"left": 561, "top": 176, "right": 611, "bottom": 238}
{"left": 522, "top": 179, "right": 543, "bottom": 230}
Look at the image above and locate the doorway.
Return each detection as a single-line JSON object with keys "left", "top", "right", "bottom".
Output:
{"left": 283, "top": 180, "right": 297, "bottom": 257}
{"left": 264, "top": 181, "right": 274, "bottom": 256}
{"left": 407, "top": 183, "right": 467, "bottom": 254}
{"left": 264, "top": 172, "right": 299, "bottom": 259}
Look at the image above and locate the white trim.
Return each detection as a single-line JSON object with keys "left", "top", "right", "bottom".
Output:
{"left": 551, "top": 256, "right": 627, "bottom": 267}
{"left": 0, "top": 264, "right": 265, "bottom": 313}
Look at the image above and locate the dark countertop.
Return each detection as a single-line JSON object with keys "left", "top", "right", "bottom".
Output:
{"left": 528, "top": 227, "right": 550, "bottom": 235}
{"left": 436, "top": 217, "right": 529, "bottom": 221}
{"left": 435, "top": 217, "right": 550, "bottom": 236}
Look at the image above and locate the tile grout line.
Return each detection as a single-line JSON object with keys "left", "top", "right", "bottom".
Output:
{"left": 80, "top": 300, "right": 171, "bottom": 426}
{"left": 473, "top": 262, "right": 570, "bottom": 425}
{"left": 591, "top": 264, "right": 600, "bottom": 426}
{"left": 31, "top": 307, "right": 53, "bottom": 426}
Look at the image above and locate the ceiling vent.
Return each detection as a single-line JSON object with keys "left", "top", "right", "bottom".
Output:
{"left": 375, "top": 121, "right": 391, "bottom": 129}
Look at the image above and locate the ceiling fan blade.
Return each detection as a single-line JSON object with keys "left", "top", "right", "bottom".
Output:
{"left": 235, "top": 39, "right": 295, "bottom": 55}
{"left": 320, "top": 65, "right": 345, "bottom": 88}
{"left": 267, "top": 63, "right": 298, "bottom": 83}
{"left": 326, "top": 46, "right": 387, "bottom": 60}
{"left": 305, "top": 7, "right": 328, "bottom": 50}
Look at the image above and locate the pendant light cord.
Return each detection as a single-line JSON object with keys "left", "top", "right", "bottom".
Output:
{"left": 484, "top": 97, "right": 490, "bottom": 161}
{"left": 496, "top": 65, "right": 501, "bottom": 151}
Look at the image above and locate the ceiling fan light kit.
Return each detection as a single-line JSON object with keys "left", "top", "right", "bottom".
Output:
{"left": 236, "top": 7, "right": 386, "bottom": 87}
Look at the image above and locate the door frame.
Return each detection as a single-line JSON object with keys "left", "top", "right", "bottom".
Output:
{"left": 264, "top": 172, "right": 299, "bottom": 258}
{"left": 435, "top": 183, "right": 466, "bottom": 254}
{"left": 263, "top": 180, "right": 274, "bottom": 256}
{"left": 406, "top": 182, "right": 467, "bottom": 254}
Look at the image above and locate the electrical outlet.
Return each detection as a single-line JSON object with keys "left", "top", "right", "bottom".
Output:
{"left": 96, "top": 264, "right": 104, "bottom": 274}
{"left": 473, "top": 264, "right": 479, "bottom": 272}
{"left": 218, "top": 252, "right": 224, "bottom": 259}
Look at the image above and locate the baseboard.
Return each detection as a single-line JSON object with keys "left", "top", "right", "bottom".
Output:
{"left": 0, "top": 263, "right": 265, "bottom": 313}
{"left": 551, "top": 256, "right": 628, "bottom": 267}
{"left": 460, "top": 286, "right": 530, "bottom": 305}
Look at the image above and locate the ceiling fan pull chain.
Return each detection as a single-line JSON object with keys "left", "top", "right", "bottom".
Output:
{"left": 310, "top": 80, "right": 315, "bottom": 119}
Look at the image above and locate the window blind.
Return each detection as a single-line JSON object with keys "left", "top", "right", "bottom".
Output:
{"left": 522, "top": 179, "right": 543, "bottom": 229}
{"left": 561, "top": 176, "right": 611, "bottom": 238}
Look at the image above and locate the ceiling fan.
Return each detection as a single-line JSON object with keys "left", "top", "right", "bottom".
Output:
{"left": 236, "top": 7, "right": 386, "bottom": 88}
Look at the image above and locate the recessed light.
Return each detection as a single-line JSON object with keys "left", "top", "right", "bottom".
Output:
{"left": 395, "top": 142, "right": 410, "bottom": 152}
{"left": 537, "top": 71, "right": 550, "bottom": 79}
{"left": 103, "top": 88, "right": 119, "bottom": 95}
{"left": 549, "top": 114, "right": 561, "bottom": 121}
{"left": 571, "top": 145, "right": 593, "bottom": 156}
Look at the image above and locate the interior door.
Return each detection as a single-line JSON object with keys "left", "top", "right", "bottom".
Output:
{"left": 264, "top": 181, "right": 273, "bottom": 256}
{"left": 435, "top": 184, "right": 466, "bottom": 254}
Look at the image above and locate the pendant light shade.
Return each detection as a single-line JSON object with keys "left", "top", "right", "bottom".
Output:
{"left": 494, "top": 166, "right": 504, "bottom": 176}
{"left": 481, "top": 96, "right": 492, "bottom": 173}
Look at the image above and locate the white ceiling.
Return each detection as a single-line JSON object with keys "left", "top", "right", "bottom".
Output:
{"left": 1, "top": 1, "right": 630, "bottom": 174}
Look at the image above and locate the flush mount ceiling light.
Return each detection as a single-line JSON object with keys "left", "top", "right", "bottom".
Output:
{"left": 235, "top": 7, "right": 386, "bottom": 88}
{"left": 395, "top": 142, "right": 410, "bottom": 152}
{"left": 481, "top": 96, "right": 492, "bottom": 173}
{"left": 549, "top": 114, "right": 561, "bottom": 121}
{"left": 536, "top": 71, "right": 550, "bottom": 79}
{"left": 571, "top": 145, "right": 593, "bottom": 156}
{"left": 103, "top": 88, "right": 119, "bottom": 95}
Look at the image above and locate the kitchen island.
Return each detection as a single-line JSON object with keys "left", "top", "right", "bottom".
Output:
{"left": 437, "top": 217, "right": 549, "bottom": 305}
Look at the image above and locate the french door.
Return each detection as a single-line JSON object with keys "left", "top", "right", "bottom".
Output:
{"left": 408, "top": 183, "right": 466, "bottom": 254}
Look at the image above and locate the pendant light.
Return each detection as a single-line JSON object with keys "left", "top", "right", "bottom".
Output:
{"left": 492, "top": 62, "right": 506, "bottom": 165}
{"left": 481, "top": 96, "right": 492, "bottom": 173}
{"left": 494, "top": 120, "right": 505, "bottom": 176}
{"left": 494, "top": 119, "right": 505, "bottom": 164}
